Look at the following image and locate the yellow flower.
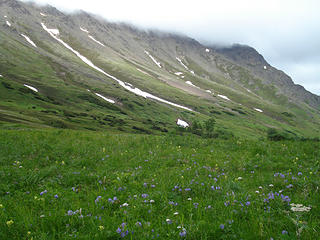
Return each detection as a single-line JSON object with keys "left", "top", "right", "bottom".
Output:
{"left": 61, "top": 161, "right": 65, "bottom": 165}
{"left": 6, "top": 220, "right": 14, "bottom": 226}
{"left": 98, "top": 225, "right": 104, "bottom": 231}
{"left": 0, "top": 204, "right": 3, "bottom": 208}
{"left": 27, "top": 231, "right": 31, "bottom": 235}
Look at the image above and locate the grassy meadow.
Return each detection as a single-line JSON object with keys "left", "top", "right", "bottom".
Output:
{"left": 0, "top": 129, "right": 319, "bottom": 239}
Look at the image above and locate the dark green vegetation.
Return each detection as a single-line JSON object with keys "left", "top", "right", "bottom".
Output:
{"left": 0, "top": 130, "right": 319, "bottom": 239}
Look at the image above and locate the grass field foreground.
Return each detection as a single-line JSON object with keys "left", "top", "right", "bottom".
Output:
{"left": 0, "top": 130, "right": 319, "bottom": 239}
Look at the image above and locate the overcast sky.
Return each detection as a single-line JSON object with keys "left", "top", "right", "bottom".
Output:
{"left": 22, "top": 0, "right": 320, "bottom": 95}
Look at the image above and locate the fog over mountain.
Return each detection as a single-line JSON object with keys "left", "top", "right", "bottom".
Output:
{"left": 19, "top": 0, "right": 320, "bottom": 95}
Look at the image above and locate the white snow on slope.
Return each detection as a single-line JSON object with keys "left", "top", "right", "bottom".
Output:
{"left": 176, "top": 57, "right": 188, "bottom": 70}
{"left": 174, "top": 72, "right": 183, "bottom": 76}
{"left": 95, "top": 93, "right": 115, "bottom": 104}
{"left": 40, "top": 12, "right": 47, "bottom": 17}
{"left": 185, "top": 81, "right": 199, "bottom": 89}
{"left": 264, "top": 65, "right": 267, "bottom": 70}
{"left": 177, "top": 119, "right": 189, "bottom": 128}
{"left": 144, "top": 51, "right": 161, "bottom": 68}
{"left": 88, "top": 35, "right": 105, "bottom": 47}
{"left": 218, "top": 94, "right": 230, "bottom": 101}
{"left": 6, "top": 21, "right": 11, "bottom": 27}
{"left": 41, "top": 23, "right": 192, "bottom": 111}
{"left": 24, "top": 84, "right": 38, "bottom": 92}
{"left": 176, "top": 57, "right": 195, "bottom": 75}
{"left": 205, "top": 48, "right": 210, "bottom": 53}
{"left": 0, "top": 74, "right": 3, "bottom": 77}
{"left": 4, "top": 16, "right": 7, "bottom": 18}
{"left": 254, "top": 108, "right": 263, "bottom": 113}
{"left": 205, "top": 90, "right": 212, "bottom": 93}
{"left": 21, "top": 34, "right": 37, "bottom": 48}
{"left": 80, "top": 27, "right": 89, "bottom": 33}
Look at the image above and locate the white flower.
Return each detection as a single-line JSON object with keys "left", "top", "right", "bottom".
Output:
{"left": 174, "top": 212, "right": 179, "bottom": 215}
{"left": 237, "top": 177, "right": 243, "bottom": 180}
{"left": 255, "top": 190, "right": 260, "bottom": 194}
{"left": 150, "top": 200, "right": 155, "bottom": 203}
{"left": 259, "top": 186, "right": 263, "bottom": 189}
{"left": 187, "top": 198, "right": 192, "bottom": 201}
{"left": 290, "top": 203, "right": 311, "bottom": 212}
{"left": 269, "top": 184, "right": 274, "bottom": 187}
{"left": 121, "top": 203, "right": 129, "bottom": 207}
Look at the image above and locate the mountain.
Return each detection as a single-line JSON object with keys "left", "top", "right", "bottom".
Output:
{"left": 0, "top": 0, "right": 319, "bottom": 138}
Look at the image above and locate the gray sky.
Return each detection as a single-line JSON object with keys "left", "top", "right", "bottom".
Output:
{"left": 22, "top": 0, "right": 320, "bottom": 95}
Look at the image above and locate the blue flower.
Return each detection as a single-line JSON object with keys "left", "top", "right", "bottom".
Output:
{"left": 220, "top": 224, "right": 224, "bottom": 230}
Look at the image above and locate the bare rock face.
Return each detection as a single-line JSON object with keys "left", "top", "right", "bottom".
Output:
{"left": 215, "top": 44, "right": 320, "bottom": 108}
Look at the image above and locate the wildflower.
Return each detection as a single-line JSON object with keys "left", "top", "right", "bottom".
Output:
{"left": 143, "top": 183, "right": 148, "bottom": 187}
{"left": 220, "top": 224, "right": 224, "bottom": 230}
{"left": 166, "top": 219, "right": 172, "bottom": 224}
{"left": 298, "top": 172, "right": 302, "bottom": 176}
{"left": 237, "top": 177, "right": 243, "bottom": 180}
{"left": 245, "top": 201, "right": 251, "bottom": 206}
{"left": 54, "top": 194, "right": 58, "bottom": 199}
{"left": 255, "top": 191, "right": 259, "bottom": 194}
{"left": 121, "top": 203, "right": 129, "bottom": 207}
{"left": 179, "top": 230, "right": 187, "bottom": 237}
{"left": 67, "top": 210, "right": 74, "bottom": 216}
{"left": 174, "top": 212, "right": 179, "bottom": 215}
{"left": 150, "top": 200, "right": 155, "bottom": 203}
{"left": 269, "top": 184, "right": 274, "bottom": 187}
{"left": 27, "top": 231, "right": 31, "bottom": 235}
{"left": 6, "top": 220, "right": 14, "bottom": 226}
{"left": 193, "top": 203, "right": 199, "bottom": 208}
{"left": 141, "top": 194, "right": 148, "bottom": 198}
{"left": 40, "top": 190, "right": 47, "bottom": 196}
{"left": 290, "top": 203, "right": 311, "bottom": 212}
{"left": 286, "top": 184, "right": 293, "bottom": 188}
{"left": 116, "top": 227, "right": 121, "bottom": 233}
{"left": 282, "top": 230, "right": 288, "bottom": 235}
{"left": 0, "top": 204, "right": 3, "bottom": 208}
{"left": 187, "top": 198, "right": 192, "bottom": 201}
{"left": 151, "top": 184, "right": 156, "bottom": 188}
{"left": 185, "top": 188, "right": 191, "bottom": 191}
{"left": 95, "top": 196, "right": 102, "bottom": 204}
{"left": 98, "top": 225, "right": 104, "bottom": 231}
{"left": 136, "top": 221, "right": 142, "bottom": 227}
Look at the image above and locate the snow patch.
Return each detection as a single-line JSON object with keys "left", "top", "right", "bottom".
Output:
{"left": 177, "top": 119, "right": 189, "bottom": 128}
{"left": 4, "top": 16, "right": 7, "bottom": 18}
{"left": 40, "top": 12, "right": 47, "bottom": 17}
{"left": 176, "top": 57, "right": 195, "bottom": 75}
{"left": 88, "top": 35, "right": 105, "bottom": 47}
{"left": 21, "top": 34, "right": 37, "bottom": 48}
{"left": 174, "top": 72, "right": 183, "bottom": 76}
{"left": 95, "top": 93, "right": 115, "bottom": 104}
{"left": 80, "top": 27, "right": 89, "bottom": 33}
{"left": 6, "top": 21, "right": 11, "bottom": 27}
{"left": 246, "top": 88, "right": 252, "bottom": 93}
{"left": 205, "top": 48, "right": 210, "bottom": 53}
{"left": 218, "top": 94, "right": 230, "bottom": 101}
{"left": 41, "top": 23, "right": 192, "bottom": 111}
{"left": 185, "top": 81, "right": 199, "bottom": 89}
{"left": 144, "top": 51, "right": 161, "bottom": 68}
{"left": 205, "top": 90, "right": 212, "bottom": 93}
{"left": 0, "top": 74, "right": 3, "bottom": 77}
{"left": 24, "top": 84, "right": 38, "bottom": 92}
{"left": 254, "top": 108, "right": 263, "bottom": 113}
{"left": 176, "top": 57, "right": 188, "bottom": 70}
{"left": 264, "top": 65, "right": 267, "bottom": 70}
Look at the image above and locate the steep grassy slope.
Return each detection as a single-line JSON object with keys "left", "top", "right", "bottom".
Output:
{"left": 0, "top": 0, "right": 319, "bottom": 138}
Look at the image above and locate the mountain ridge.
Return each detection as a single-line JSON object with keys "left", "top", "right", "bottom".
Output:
{"left": 0, "top": 0, "right": 319, "bottom": 138}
